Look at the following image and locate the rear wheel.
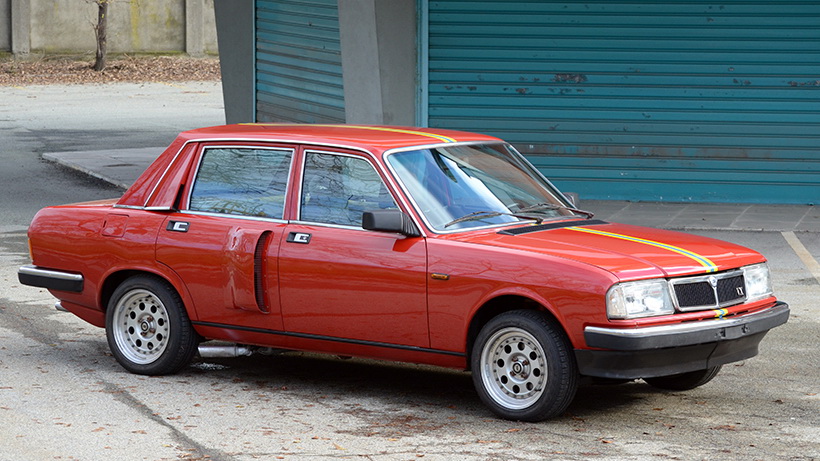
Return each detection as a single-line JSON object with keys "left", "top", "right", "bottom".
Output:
{"left": 471, "top": 310, "right": 578, "bottom": 422}
{"left": 643, "top": 366, "right": 722, "bottom": 391}
{"left": 106, "top": 275, "right": 198, "bottom": 375}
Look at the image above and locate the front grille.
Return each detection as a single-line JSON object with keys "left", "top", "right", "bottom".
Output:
{"left": 716, "top": 274, "right": 745, "bottom": 304}
{"left": 671, "top": 270, "right": 746, "bottom": 311}
{"left": 674, "top": 282, "right": 716, "bottom": 307}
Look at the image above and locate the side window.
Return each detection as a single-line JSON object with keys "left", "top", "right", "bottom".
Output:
{"left": 300, "top": 152, "right": 398, "bottom": 227}
{"left": 189, "top": 147, "right": 293, "bottom": 219}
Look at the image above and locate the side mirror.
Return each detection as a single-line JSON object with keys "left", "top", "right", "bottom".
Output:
{"left": 362, "top": 210, "right": 421, "bottom": 237}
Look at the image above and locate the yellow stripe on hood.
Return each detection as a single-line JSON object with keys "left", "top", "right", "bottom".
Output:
{"left": 567, "top": 226, "right": 719, "bottom": 273}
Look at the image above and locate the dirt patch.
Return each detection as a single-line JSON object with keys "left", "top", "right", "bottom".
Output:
{"left": 0, "top": 55, "right": 221, "bottom": 86}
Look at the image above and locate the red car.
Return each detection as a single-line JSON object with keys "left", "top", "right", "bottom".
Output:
{"left": 19, "top": 124, "right": 789, "bottom": 421}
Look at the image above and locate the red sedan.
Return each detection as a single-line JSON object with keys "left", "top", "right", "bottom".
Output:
{"left": 19, "top": 124, "right": 789, "bottom": 421}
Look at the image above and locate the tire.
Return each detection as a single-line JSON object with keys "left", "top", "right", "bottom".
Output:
{"left": 643, "top": 366, "right": 722, "bottom": 391}
{"left": 105, "top": 275, "right": 199, "bottom": 375}
{"left": 471, "top": 310, "right": 578, "bottom": 422}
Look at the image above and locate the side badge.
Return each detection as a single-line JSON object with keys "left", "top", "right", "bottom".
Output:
{"left": 167, "top": 221, "right": 190, "bottom": 233}
{"left": 286, "top": 232, "right": 311, "bottom": 244}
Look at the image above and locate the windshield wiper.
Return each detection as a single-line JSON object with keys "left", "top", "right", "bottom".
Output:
{"left": 516, "top": 202, "right": 595, "bottom": 219}
{"left": 444, "top": 203, "right": 595, "bottom": 229}
{"left": 444, "top": 210, "right": 545, "bottom": 228}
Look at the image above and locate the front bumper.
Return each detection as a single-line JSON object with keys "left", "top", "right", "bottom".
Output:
{"left": 18, "top": 265, "right": 84, "bottom": 293}
{"left": 575, "top": 302, "right": 789, "bottom": 379}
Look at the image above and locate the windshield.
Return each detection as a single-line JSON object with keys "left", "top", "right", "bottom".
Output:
{"left": 386, "top": 143, "right": 580, "bottom": 232}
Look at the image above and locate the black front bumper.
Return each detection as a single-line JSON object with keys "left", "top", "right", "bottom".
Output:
{"left": 575, "top": 302, "right": 789, "bottom": 379}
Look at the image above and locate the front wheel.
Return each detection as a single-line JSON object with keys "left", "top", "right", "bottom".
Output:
{"left": 643, "top": 366, "right": 722, "bottom": 391}
{"left": 471, "top": 310, "right": 578, "bottom": 422}
{"left": 106, "top": 275, "right": 199, "bottom": 375}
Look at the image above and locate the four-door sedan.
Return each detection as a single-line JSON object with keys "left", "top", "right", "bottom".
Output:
{"left": 19, "top": 124, "right": 789, "bottom": 421}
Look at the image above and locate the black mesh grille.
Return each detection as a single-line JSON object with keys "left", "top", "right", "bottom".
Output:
{"left": 717, "top": 275, "right": 745, "bottom": 304}
{"left": 674, "top": 282, "right": 716, "bottom": 308}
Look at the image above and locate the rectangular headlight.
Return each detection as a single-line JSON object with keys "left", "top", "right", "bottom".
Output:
{"left": 606, "top": 279, "right": 675, "bottom": 320}
{"left": 743, "top": 263, "right": 772, "bottom": 302}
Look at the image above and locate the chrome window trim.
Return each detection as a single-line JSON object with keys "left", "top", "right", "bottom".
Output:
{"left": 289, "top": 219, "right": 388, "bottom": 233}
{"left": 186, "top": 145, "right": 296, "bottom": 220}
{"left": 178, "top": 210, "right": 289, "bottom": 225}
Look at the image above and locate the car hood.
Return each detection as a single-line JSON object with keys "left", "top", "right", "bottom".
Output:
{"left": 452, "top": 220, "right": 765, "bottom": 281}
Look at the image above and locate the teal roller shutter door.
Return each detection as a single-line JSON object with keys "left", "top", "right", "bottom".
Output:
{"left": 427, "top": 1, "right": 820, "bottom": 204}
{"left": 256, "top": 0, "right": 344, "bottom": 123}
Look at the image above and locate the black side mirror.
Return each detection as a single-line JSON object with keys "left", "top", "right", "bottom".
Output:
{"left": 362, "top": 210, "right": 421, "bottom": 237}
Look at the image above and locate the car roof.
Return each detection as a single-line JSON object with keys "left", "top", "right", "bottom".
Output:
{"left": 179, "top": 123, "right": 503, "bottom": 152}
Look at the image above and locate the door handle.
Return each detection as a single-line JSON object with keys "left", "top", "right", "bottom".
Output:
{"left": 286, "top": 232, "right": 311, "bottom": 244}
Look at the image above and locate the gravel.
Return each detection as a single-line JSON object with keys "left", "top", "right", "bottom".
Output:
{"left": 0, "top": 55, "right": 221, "bottom": 86}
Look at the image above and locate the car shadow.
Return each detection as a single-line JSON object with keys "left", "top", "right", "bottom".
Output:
{"left": 182, "top": 350, "right": 672, "bottom": 421}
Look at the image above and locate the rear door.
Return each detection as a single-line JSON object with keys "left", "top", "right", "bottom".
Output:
{"left": 156, "top": 143, "right": 295, "bottom": 330}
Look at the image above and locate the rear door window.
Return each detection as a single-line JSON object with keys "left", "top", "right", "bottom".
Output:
{"left": 189, "top": 147, "right": 294, "bottom": 219}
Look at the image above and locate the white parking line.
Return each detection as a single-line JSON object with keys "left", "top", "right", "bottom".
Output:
{"left": 782, "top": 231, "right": 820, "bottom": 285}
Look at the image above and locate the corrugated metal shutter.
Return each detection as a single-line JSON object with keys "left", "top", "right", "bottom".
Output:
{"left": 256, "top": 0, "right": 344, "bottom": 123}
{"left": 427, "top": 1, "right": 820, "bottom": 204}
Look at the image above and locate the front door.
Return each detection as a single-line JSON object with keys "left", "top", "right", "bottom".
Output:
{"left": 278, "top": 149, "right": 429, "bottom": 348}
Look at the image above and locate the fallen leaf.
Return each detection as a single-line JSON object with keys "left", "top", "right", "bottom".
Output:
{"left": 711, "top": 425, "right": 737, "bottom": 431}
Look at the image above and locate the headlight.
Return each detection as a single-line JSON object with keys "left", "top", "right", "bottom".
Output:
{"left": 743, "top": 263, "right": 772, "bottom": 302}
{"left": 606, "top": 279, "right": 675, "bottom": 319}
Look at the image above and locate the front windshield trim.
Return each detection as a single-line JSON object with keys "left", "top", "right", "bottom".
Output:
{"left": 383, "top": 141, "right": 581, "bottom": 235}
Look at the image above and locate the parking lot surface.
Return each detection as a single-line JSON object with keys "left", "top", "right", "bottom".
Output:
{"left": 0, "top": 82, "right": 817, "bottom": 461}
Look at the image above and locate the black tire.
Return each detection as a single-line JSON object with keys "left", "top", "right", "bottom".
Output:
{"left": 471, "top": 310, "right": 578, "bottom": 422}
{"left": 105, "top": 275, "right": 199, "bottom": 375}
{"left": 643, "top": 366, "right": 722, "bottom": 391}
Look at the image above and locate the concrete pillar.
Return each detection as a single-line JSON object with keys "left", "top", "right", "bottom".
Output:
{"left": 186, "top": 0, "right": 204, "bottom": 57}
{"left": 338, "top": 0, "right": 417, "bottom": 125}
{"left": 214, "top": 0, "right": 255, "bottom": 123}
{"left": 11, "top": 0, "right": 30, "bottom": 56}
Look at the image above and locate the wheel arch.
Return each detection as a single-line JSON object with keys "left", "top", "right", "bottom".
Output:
{"left": 99, "top": 267, "right": 194, "bottom": 319}
{"left": 465, "top": 294, "right": 567, "bottom": 371}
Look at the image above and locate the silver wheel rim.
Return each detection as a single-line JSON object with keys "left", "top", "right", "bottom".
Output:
{"left": 112, "top": 289, "right": 171, "bottom": 365}
{"left": 480, "top": 327, "right": 547, "bottom": 410}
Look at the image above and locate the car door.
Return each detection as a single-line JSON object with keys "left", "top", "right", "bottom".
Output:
{"left": 278, "top": 148, "right": 429, "bottom": 348}
{"left": 156, "top": 144, "right": 294, "bottom": 330}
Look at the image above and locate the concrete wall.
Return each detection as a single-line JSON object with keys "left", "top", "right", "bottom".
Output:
{"left": 3, "top": 0, "right": 217, "bottom": 55}
{"left": 0, "top": 0, "right": 9, "bottom": 51}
